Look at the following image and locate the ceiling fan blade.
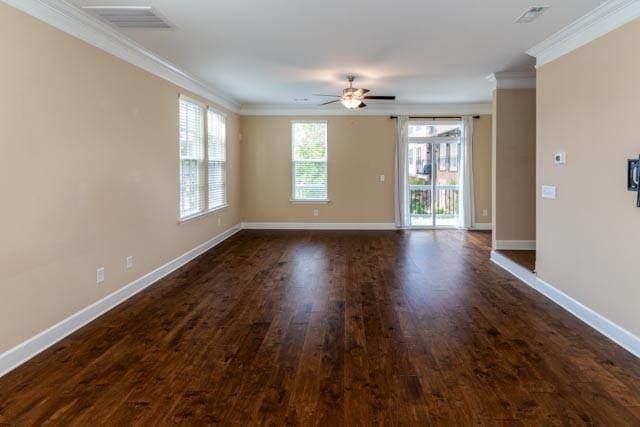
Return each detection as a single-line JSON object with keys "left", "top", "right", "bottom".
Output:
{"left": 313, "top": 94, "right": 341, "bottom": 97}
{"left": 319, "top": 99, "right": 340, "bottom": 106}
{"left": 363, "top": 95, "right": 396, "bottom": 100}
{"left": 358, "top": 102, "right": 367, "bottom": 108}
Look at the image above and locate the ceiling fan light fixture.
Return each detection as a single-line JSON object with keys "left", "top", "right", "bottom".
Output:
{"left": 341, "top": 98, "right": 362, "bottom": 109}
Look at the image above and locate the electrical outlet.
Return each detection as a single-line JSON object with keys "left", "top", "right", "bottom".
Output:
{"left": 96, "top": 267, "right": 105, "bottom": 284}
{"left": 126, "top": 256, "right": 133, "bottom": 269}
{"left": 482, "top": 209, "right": 488, "bottom": 217}
{"left": 313, "top": 209, "right": 319, "bottom": 217}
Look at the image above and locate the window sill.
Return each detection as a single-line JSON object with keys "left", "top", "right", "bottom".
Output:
{"left": 289, "top": 199, "right": 331, "bottom": 205}
{"left": 179, "top": 204, "right": 229, "bottom": 224}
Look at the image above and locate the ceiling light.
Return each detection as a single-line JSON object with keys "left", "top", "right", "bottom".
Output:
{"left": 341, "top": 98, "right": 362, "bottom": 109}
{"left": 515, "top": 6, "right": 550, "bottom": 23}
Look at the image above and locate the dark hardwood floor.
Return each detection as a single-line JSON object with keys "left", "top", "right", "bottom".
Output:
{"left": 1, "top": 230, "right": 640, "bottom": 425}
{"left": 497, "top": 250, "right": 537, "bottom": 272}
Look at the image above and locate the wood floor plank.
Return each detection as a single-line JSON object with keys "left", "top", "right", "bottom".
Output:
{"left": 1, "top": 229, "right": 640, "bottom": 425}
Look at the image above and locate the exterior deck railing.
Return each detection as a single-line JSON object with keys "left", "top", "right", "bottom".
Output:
{"left": 410, "top": 184, "right": 459, "bottom": 218}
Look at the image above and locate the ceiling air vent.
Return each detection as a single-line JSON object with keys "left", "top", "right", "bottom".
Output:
{"left": 82, "top": 6, "right": 172, "bottom": 29}
{"left": 515, "top": 6, "right": 550, "bottom": 23}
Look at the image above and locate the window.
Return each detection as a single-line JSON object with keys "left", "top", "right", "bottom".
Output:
{"left": 409, "top": 147, "right": 414, "bottom": 166}
{"left": 292, "top": 121, "right": 328, "bottom": 201}
{"left": 179, "top": 97, "right": 227, "bottom": 220}
{"left": 416, "top": 146, "right": 423, "bottom": 168}
{"left": 449, "top": 143, "right": 459, "bottom": 172}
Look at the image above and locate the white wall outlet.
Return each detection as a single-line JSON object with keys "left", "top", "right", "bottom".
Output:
{"left": 380, "top": 174, "right": 385, "bottom": 182}
{"left": 313, "top": 209, "right": 319, "bottom": 217}
{"left": 482, "top": 208, "right": 488, "bottom": 217}
{"left": 217, "top": 217, "right": 221, "bottom": 226}
{"left": 126, "top": 256, "right": 133, "bottom": 269}
{"left": 554, "top": 152, "right": 566, "bottom": 165}
{"left": 96, "top": 267, "right": 105, "bottom": 284}
{"left": 541, "top": 185, "right": 557, "bottom": 199}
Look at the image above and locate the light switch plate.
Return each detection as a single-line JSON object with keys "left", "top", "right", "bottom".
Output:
{"left": 96, "top": 267, "right": 105, "bottom": 284}
{"left": 541, "top": 185, "right": 556, "bottom": 199}
{"left": 380, "top": 174, "right": 385, "bottom": 182}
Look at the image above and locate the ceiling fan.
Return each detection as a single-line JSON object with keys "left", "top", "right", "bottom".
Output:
{"left": 314, "top": 75, "right": 396, "bottom": 109}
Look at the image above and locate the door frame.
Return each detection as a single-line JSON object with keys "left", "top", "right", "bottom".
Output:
{"left": 407, "top": 121, "right": 462, "bottom": 229}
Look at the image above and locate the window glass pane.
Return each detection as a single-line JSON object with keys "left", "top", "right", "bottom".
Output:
{"left": 179, "top": 99, "right": 204, "bottom": 218}
{"left": 294, "top": 161, "right": 327, "bottom": 200}
{"left": 293, "top": 122, "right": 326, "bottom": 160}
{"left": 207, "top": 110, "right": 226, "bottom": 210}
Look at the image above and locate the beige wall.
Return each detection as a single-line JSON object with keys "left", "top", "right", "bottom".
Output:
{"left": 240, "top": 116, "right": 395, "bottom": 223}
{"left": 240, "top": 115, "right": 493, "bottom": 225}
{"left": 492, "top": 89, "right": 536, "bottom": 245}
{"left": 537, "top": 19, "right": 640, "bottom": 336}
{"left": 473, "top": 115, "right": 492, "bottom": 224}
{"left": 0, "top": 4, "right": 241, "bottom": 351}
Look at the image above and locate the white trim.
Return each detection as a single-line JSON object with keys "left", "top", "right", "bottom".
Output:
{"left": 0, "top": 224, "right": 241, "bottom": 378}
{"left": 471, "top": 223, "right": 492, "bottom": 230}
{"left": 490, "top": 250, "right": 640, "bottom": 358}
{"left": 178, "top": 204, "right": 229, "bottom": 224}
{"left": 486, "top": 72, "right": 536, "bottom": 90}
{"left": 3, "top": 0, "right": 240, "bottom": 113}
{"left": 527, "top": 0, "right": 640, "bottom": 68}
{"left": 494, "top": 240, "right": 536, "bottom": 250}
{"left": 241, "top": 222, "right": 396, "bottom": 230}
{"left": 240, "top": 103, "right": 493, "bottom": 117}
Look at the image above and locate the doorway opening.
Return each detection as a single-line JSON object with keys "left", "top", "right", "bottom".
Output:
{"left": 408, "top": 121, "right": 461, "bottom": 228}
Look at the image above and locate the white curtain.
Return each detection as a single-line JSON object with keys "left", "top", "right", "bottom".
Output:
{"left": 394, "top": 116, "right": 410, "bottom": 228}
{"left": 458, "top": 115, "right": 475, "bottom": 229}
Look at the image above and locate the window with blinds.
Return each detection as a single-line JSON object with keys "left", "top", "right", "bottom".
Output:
{"left": 179, "top": 97, "right": 227, "bottom": 220}
{"left": 291, "top": 121, "right": 328, "bottom": 201}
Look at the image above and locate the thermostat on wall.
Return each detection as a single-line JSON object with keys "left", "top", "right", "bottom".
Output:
{"left": 554, "top": 152, "right": 566, "bottom": 164}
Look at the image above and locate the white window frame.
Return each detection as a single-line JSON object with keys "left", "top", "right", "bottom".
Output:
{"left": 178, "top": 95, "right": 228, "bottom": 222}
{"left": 290, "top": 120, "right": 329, "bottom": 204}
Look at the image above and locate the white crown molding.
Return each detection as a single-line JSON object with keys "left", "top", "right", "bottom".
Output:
{"left": 486, "top": 72, "right": 536, "bottom": 90}
{"left": 2, "top": 0, "right": 241, "bottom": 113}
{"left": 239, "top": 102, "right": 492, "bottom": 116}
{"left": 491, "top": 250, "right": 640, "bottom": 358}
{"left": 0, "top": 224, "right": 242, "bottom": 378}
{"left": 527, "top": 0, "right": 640, "bottom": 68}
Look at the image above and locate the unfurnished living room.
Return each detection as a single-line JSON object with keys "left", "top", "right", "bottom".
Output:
{"left": 1, "top": 0, "right": 640, "bottom": 424}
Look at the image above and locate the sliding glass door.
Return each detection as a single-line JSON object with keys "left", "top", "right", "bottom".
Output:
{"left": 408, "top": 122, "right": 461, "bottom": 227}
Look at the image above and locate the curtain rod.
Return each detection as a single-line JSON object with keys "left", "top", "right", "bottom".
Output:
{"left": 389, "top": 115, "right": 480, "bottom": 120}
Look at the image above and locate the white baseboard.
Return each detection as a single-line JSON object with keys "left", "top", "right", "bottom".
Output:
{"left": 0, "top": 224, "right": 242, "bottom": 378}
{"left": 241, "top": 222, "right": 397, "bottom": 230}
{"left": 471, "top": 223, "right": 492, "bottom": 230}
{"left": 491, "top": 250, "right": 640, "bottom": 358}
{"left": 494, "top": 240, "right": 536, "bottom": 250}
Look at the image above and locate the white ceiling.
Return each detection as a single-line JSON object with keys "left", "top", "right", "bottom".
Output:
{"left": 71, "top": 0, "right": 605, "bottom": 107}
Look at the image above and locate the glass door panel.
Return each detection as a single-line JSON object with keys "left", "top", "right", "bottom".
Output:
{"left": 434, "top": 142, "right": 460, "bottom": 226}
{"left": 408, "top": 142, "right": 433, "bottom": 226}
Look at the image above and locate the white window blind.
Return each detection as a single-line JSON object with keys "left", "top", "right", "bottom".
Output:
{"left": 179, "top": 98, "right": 205, "bottom": 218}
{"left": 207, "top": 109, "right": 226, "bottom": 210}
{"left": 179, "top": 97, "right": 227, "bottom": 220}
{"left": 292, "top": 121, "right": 328, "bottom": 201}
